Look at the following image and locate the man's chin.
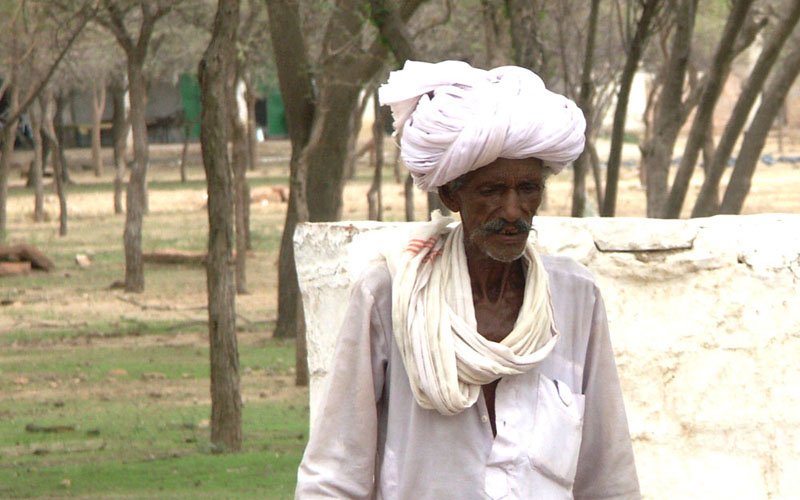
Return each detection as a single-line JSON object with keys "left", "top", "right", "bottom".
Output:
{"left": 484, "top": 245, "right": 526, "bottom": 263}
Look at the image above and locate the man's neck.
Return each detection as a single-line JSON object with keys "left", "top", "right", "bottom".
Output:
{"left": 464, "top": 243, "right": 525, "bottom": 305}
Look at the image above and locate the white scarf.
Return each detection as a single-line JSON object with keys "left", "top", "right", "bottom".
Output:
{"left": 383, "top": 213, "right": 559, "bottom": 415}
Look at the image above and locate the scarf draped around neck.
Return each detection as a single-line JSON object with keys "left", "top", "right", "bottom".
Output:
{"left": 382, "top": 213, "right": 559, "bottom": 416}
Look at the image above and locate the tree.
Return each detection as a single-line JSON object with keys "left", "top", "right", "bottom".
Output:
{"left": 266, "top": 0, "right": 314, "bottom": 386}
{"left": 719, "top": 33, "right": 800, "bottom": 214}
{"left": 199, "top": 0, "right": 242, "bottom": 453}
{"left": 601, "top": 0, "right": 662, "bottom": 217}
{"left": 367, "top": 92, "right": 385, "bottom": 221}
{"left": 229, "top": 0, "right": 272, "bottom": 294}
{"left": 40, "top": 88, "right": 68, "bottom": 236}
{"left": 28, "top": 97, "right": 45, "bottom": 222}
{"left": 663, "top": 0, "right": 758, "bottom": 218}
{"left": 571, "top": 0, "right": 601, "bottom": 217}
{"left": 693, "top": 0, "right": 800, "bottom": 217}
{"left": 640, "top": 0, "right": 697, "bottom": 218}
{"left": 267, "top": 0, "right": 431, "bottom": 386}
{"left": 109, "top": 77, "right": 130, "bottom": 214}
{"left": 97, "top": 0, "right": 180, "bottom": 292}
{"left": 0, "top": 0, "right": 94, "bottom": 240}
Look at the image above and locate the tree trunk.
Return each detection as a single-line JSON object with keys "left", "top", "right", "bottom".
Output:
{"left": 111, "top": 83, "right": 129, "bottom": 215}
{"left": 0, "top": 117, "right": 17, "bottom": 242}
{"left": 572, "top": 0, "right": 600, "bottom": 217}
{"left": 588, "top": 140, "right": 603, "bottom": 208}
{"left": 692, "top": 0, "right": 800, "bottom": 217}
{"left": 404, "top": 173, "right": 415, "bottom": 221}
{"left": 719, "top": 39, "right": 800, "bottom": 214}
{"left": 505, "top": 0, "right": 546, "bottom": 73}
{"left": 664, "top": 0, "right": 755, "bottom": 218}
{"left": 30, "top": 99, "right": 45, "bottom": 222}
{"left": 180, "top": 130, "right": 191, "bottom": 183}
{"left": 42, "top": 90, "right": 68, "bottom": 236}
{"left": 367, "top": 92, "right": 384, "bottom": 221}
{"left": 244, "top": 80, "right": 255, "bottom": 250}
{"left": 53, "top": 95, "right": 72, "bottom": 186}
{"left": 230, "top": 71, "right": 250, "bottom": 295}
{"left": 306, "top": 84, "right": 363, "bottom": 221}
{"left": 124, "top": 60, "right": 150, "bottom": 292}
{"left": 269, "top": 0, "right": 427, "bottom": 386}
{"left": 641, "top": 0, "right": 696, "bottom": 218}
{"left": 393, "top": 148, "right": 402, "bottom": 183}
{"left": 91, "top": 78, "right": 107, "bottom": 177}
{"left": 245, "top": 79, "right": 258, "bottom": 172}
{"left": 480, "top": 0, "right": 501, "bottom": 67}
{"left": 266, "top": 0, "right": 315, "bottom": 390}
{"left": 602, "top": 0, "right": 660, "bottom": 217}
{"left": 344, "top": 90, "right": 372, "bottom": 182}
{"left": 199, "top": 0, "right": 242, "bottom": 453}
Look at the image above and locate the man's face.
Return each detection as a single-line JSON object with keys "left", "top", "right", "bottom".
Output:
{"left": 439, "top": 157, "right": 545, "bottom": 263}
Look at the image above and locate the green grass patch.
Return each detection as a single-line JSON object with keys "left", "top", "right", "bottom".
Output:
{"left": 0, "top": 401, "right": 307, "bottom": 499}
{"left": 1, "top": 330, "right": 307, "bottom": 499}
{"left": 0, "top": 319, "right": 207, "bottom": 346}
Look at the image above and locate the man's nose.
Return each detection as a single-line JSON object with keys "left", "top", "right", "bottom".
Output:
{"left": 499, "top": 190, "right": 525, "bottom": 221}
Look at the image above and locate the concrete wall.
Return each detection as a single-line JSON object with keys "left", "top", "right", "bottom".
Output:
{"left": 294, "top": 215, "right": 800, "bottom": 500}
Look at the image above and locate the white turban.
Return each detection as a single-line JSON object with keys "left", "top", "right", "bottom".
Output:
{"left": 378, "top": 60, "right": 586, "bottom": 192}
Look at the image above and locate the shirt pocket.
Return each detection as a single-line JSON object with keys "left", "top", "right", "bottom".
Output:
{"left": 527, "top": 374, "right": 585, "bottom": 489}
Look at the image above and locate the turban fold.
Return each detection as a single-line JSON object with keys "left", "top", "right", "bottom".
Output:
{"left": 378, "top": 60, "right": 586, "bottom": 192}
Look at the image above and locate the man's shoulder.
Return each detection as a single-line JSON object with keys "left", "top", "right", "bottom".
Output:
{"left": 352, "top": 260, "right": 393, "bottom": 299}
{"left": 540, "top": 254, "right": 598, "bottom": 288}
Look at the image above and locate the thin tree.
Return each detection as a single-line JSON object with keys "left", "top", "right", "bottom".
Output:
{"left": 29, "top": 98, "right": 45, "bottom": 222}
{"left": 693, "top": 0, "right": 800, "bottom": 217}
{"left": 640, "top": 0, "right": 696, "bottom": 218}
{"left": 719, "top": 35, "right": 800, "bottom": 214}
{"left": 229, "top": 69, "right": 249, "bottom": 295}
{"left": 90, "top": 76, "right": 107, "bottom": 177}
{"left": 367, "top": 91, "right": 385, "bottom": 221}
{"left": 41, "top": 88, "right": 68, "bottom": 236}
{"left": 109, "top": 77, "right": 130, "bottom": 214}
{"left": 0, "top": 0, "right": 94, "bottom": 241}
{"left": 97, "top": 0, "right": 179, "bottom": 292}
{"left": 199, "top": 0, "right": 242, "bottom": 453}
{"left": 267, "top": 0, "right": 432, "bottom": 387}
{"left": 663, "top": 0, "right": 756, "bottom": 218}
{"left": 571, "top": 0, "right": 601, "bottom": 217}
{"left": 368, "top": 0, "right": 449, "bottom": 220}
{"left": 601, "top": 0, "right": 661, "bottom": 217}
{"left": 266, "top": 0, "right": 315, "bottom": 386}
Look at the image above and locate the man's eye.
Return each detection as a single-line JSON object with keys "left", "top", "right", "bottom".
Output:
{"left": 520, "top": 184, "right": 541, "bottom": 193}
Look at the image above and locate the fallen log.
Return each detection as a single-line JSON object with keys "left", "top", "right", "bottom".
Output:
{"left": 142, "top": 249, "right": 254, "bottom": 266}
{"left": 0, "top": 261, "right": 32, "bottom": 276}
{"left": 25, "top": 423, "right": 76, "bottom": 433}
{"left": 0, "top": 244, "right": 55, "bottom": 271}
{"left": 143, "top": 250, "right": 206, "bottom": 265}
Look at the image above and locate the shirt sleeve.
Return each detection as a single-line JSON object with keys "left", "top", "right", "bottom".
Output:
{"left": 573, "top": 288, "right": 642, "bottom": 500}
{"left": 295, "top": 267, "right": 390, "bottom": 500}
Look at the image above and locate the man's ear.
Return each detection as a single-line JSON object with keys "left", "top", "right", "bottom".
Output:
{"left": 438, "top": 185, "right": 460, "bottom": 212}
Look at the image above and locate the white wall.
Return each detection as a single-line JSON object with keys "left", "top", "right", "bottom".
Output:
{"left": 294, "top": 215, "right": 800, "bottom": 500}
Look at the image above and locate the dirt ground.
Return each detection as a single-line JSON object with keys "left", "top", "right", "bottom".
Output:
{"left": 3, "top": 135, "right": 800, "bottom": 337}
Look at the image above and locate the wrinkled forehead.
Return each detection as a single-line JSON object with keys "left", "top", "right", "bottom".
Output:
{"left": 455, "top": 157, "right": 545, "bottom": 186}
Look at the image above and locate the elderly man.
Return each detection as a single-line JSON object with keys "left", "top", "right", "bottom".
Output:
{"left": 295, "top": 61, "right": 640, "bottom": 500}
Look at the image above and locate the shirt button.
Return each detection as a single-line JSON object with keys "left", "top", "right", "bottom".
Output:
{"left": 481, "top": 415, "right": 488, "bottom": 423}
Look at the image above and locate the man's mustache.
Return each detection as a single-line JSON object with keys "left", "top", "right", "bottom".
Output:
{"left": 478, "top": 218, "right": 531, "bottom": 235}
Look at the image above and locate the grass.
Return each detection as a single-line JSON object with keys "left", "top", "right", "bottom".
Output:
{"left": 0, "top": 330, "right": 306, "bottom": 499}
{"left": 1, "top": 144, "right": 306, "bottom": 499}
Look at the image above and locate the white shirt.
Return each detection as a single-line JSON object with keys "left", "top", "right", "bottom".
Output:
{"left": 295, "top": 255, "right": 641, "bottom": 500}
